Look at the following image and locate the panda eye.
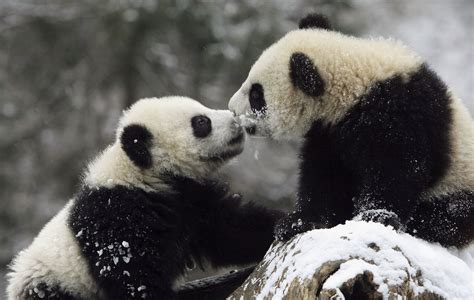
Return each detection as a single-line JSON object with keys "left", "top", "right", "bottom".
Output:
{"left": 191, "top": 115, "right": 212, "bottom": 138}
{"left": 249, "top": 83, "right": 266, "bottom": 115}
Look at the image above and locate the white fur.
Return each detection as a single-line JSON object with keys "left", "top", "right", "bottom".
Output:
{"left": 7, "top": 201, "right": 101, "bottom": 300}
{"left": 422, "top": 95, "right": 474, "bottom": 199}
{"left": 85, "top": 96, "right": 242, "bottom": 190}
{"left": 229, "top": 29, "right": 422, "bottom": 140}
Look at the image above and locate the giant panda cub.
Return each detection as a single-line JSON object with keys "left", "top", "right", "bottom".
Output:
{"left": 7, "top": 96, "right": 283, "bottom": 300}
{"left": 229, "top": 14, "right": 474, "bottom": 247}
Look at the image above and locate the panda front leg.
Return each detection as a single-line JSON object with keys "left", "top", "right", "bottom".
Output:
{"left": 406, "top": 191, "right": 474, "bottom": 247}
{"left": 98, "top": 266, "right": 178, "bottom": 300}
{"left": 200, "top": 193, "right": 285, "bottom": 267}
{"left": 338, "top": 111, "right": 440, "bottom": 231}
{"left": 273, "top": 177, "right": 356, "bottom": 241}
{"left": 351, "top": 166, "right": 426, "bottom": 231}
{"left": 274, "top": 185, "right": 350, "bottom": 241}
{"left": 87, "top": 239, "right": 181, "bottom": 300}
{"left": 273, "top": 193, "right": 355, "bottom": 241}
{"left": 353, "top": 193, "right": 406, "bottom": 231}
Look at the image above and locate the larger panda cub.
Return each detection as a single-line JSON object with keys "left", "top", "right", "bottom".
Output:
{"left": 7, "top": 96, "right": 283, "bottom": 300}
{"left": 229, "top": 14, "right": 474, "bottom": 247}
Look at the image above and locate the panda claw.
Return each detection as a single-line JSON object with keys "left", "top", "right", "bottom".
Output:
{"left": 355, "top": 209, "right": 404, "bottom": 231}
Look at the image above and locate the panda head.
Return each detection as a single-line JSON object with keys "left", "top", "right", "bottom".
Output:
{"left": 109, "top": 97, "right": 244, "bottom": 184}
{"left": 229, "top": 13, "right": 421, "bottom": 140}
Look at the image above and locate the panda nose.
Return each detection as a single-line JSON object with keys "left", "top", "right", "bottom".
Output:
{"left": 231, "top": 118, "right": 243, "bottom": 134}
{"left": 233, "top": 116, "right": 241, "bottom": 126}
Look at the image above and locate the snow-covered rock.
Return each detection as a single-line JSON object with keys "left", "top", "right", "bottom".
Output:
{"left": 230, "top": 221, "right": 473, "bottom": 299}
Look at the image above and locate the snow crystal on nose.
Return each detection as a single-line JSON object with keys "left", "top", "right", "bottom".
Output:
{"left": 232, "top": 118, "right": 241, "bottom": 128}
{"left": 239, "top": 114, "right": 257, "bottom": 128}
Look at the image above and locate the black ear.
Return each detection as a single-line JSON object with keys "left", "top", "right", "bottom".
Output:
{"left": 289, "top": 52, "right": 325, "bottom": 97}
{"left": 298, "top": 13, "right": 332, "bottom": 30}
{"left": 120, "top": 124, "right": 153, "bottom": 169}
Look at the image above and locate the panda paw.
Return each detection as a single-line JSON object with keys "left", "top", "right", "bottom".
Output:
{"left": 274, "top": 213, "right": 319, "bottom": 241}
{"left": 354, "top": 209, "right": 404, "bottom": 231}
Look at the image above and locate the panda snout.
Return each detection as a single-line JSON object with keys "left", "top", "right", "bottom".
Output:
{"left": 245, "top": 124, "right": 256, "bottom": 135}
{"left": 230, "top": 117, "right": 243, "bottom": 133}
{"left": 228, "top": 130, "right": 244, "bottom": 145}
{"left": 228, "top": 120, "right": 244, "bottom": 145}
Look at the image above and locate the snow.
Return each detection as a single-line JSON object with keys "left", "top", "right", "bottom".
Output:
{"left": 137, "top": 285, "right": 146, "bottom": 291}
{"left": 253, "top": 150, "right": 259, "bottom": 161}
{"left": 257, "top": 221, "right": 473, "bottom": 299}
{"left": 452, "top": 244, "right": 474, "bottom": 270}
{"left": 33, "top": 287, "right": 45, "bottom": 299}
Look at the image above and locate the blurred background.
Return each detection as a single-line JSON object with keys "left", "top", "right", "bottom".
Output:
{"left": 0, "top": 0, "right": 472, "bottom": 293}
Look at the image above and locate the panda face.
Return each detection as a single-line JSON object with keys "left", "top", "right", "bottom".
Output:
{"left": 229, "top": 40, "right": 323, "bottom": 140}
{"left": 229, "top": 24, "right": 422, "bottom": 140}
{"left": 118, "top": 97, "right": 244, "bottom": 180}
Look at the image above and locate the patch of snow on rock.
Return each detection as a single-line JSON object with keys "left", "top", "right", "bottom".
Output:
{"left": 258, "top": 221, "right": 472, "bottom": 299}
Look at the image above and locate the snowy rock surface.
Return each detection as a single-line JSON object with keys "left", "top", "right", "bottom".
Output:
{"left": 230, "top": 221, "right": 473, "bottom": 299}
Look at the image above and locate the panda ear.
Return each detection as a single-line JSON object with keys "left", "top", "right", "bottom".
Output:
{"left": 120, "top": 124, "right": 153, "bottom": 169}
{"left": 289, "top": 52, "right": 325, "bottom": 97}
{"left": 298, "top": 13, "right": 332, "bottom": 30}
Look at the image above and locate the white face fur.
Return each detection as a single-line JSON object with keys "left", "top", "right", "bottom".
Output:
{"left": 85, "top": 96, "right": 244, "bottom": 190}
{"left": 229, "top": 28, "right": 422, "bottom": 140}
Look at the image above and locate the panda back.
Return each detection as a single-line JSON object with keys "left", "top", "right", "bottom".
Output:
{"left": 6, "top": 201, "right": 100, "bottom": 300}
{"left": 422, "top": 96, "right": 474, "bottom": 199}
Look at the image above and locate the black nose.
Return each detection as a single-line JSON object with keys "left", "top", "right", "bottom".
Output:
{"left": 236, "top": 126, "right": 244, "bottom": 136}
{"left": 228, "top": 130, "right": 244, "bottom": 145}
{"left": 245, "top": 124, "right": 256, "bottom": 135}
{"left": 231, "top": 119, "right": 240, "bottom": 128}
{"left": 231, "top": 118, "right": 243, "bottom": 133}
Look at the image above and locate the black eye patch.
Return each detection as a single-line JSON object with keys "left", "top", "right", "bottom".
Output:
{"left": 120, "top": 124, "right": 153, "bottom": 169}
{"left": 191, "top": 115, "right": 212, "bottom": 138}
{"left": 249, "top": 83, "right": 267, "bottom": 115}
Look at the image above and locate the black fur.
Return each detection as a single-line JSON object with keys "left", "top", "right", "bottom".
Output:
{"left": 407, "top": 190, "right": 474, "bottom": 247}
{"left": 298, "top": 13, "right": 332, "bottom": 30}
{"left": 289, "top": 52, "right": 325, "bottom": 97}
{"left": 276, "top": 64, "right": 472, "bottom": 247}
{"left": 22, "top": 282, "right": 76, "bottom": 300}
{"left": 245, "top": 124, "right": 256, "bottom": 135}
{"left": 68, "top": 178, "right": 283, "bottom": 299}
{"left": 249, "top": 83, "right": 267, "bottom": 114}
{"left": 120, "top": 124, "right": 153, "bottom": 169}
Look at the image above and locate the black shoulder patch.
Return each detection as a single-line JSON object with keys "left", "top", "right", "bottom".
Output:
{"left": 298, "top": 13, "right": 332, "bottom": 30}
{"left": 120, "top": 124, "right": 153, "bottom": 169}
{"left": 289, "top": 52, "right": 325, "bottom": 97}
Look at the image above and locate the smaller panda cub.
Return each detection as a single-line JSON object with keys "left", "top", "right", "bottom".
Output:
{"left": 7, "top": 97, "right": 283, "bottom": 300}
